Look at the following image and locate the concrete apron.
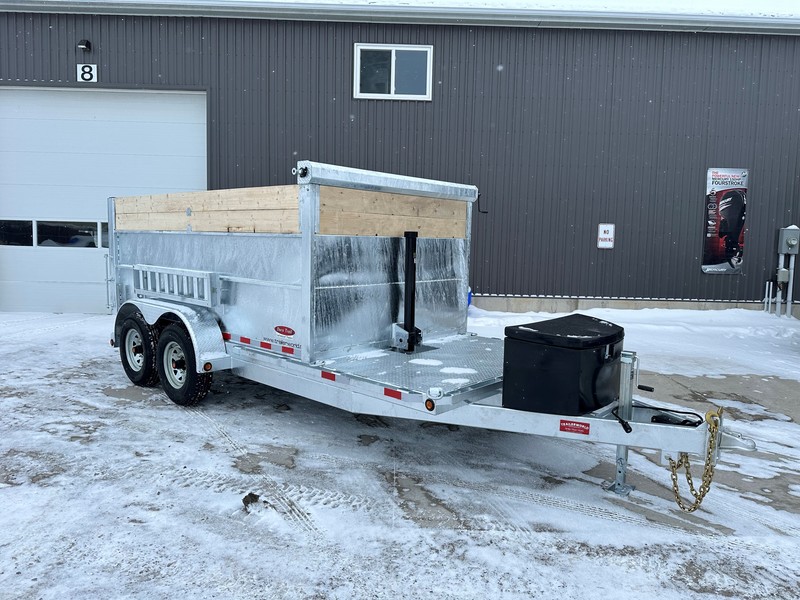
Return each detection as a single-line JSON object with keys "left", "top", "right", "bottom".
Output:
{"left": 638, "top": 371, "right": 799, "bottom": 424}
{"left": 473, "top": 296, "right": 800, "bottom": 319}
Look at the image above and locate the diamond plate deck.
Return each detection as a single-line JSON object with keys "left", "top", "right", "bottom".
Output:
{"left": 326, "top": 334, "right": 504, "bottom": 395}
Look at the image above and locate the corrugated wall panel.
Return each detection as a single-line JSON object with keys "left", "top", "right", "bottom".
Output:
{"left": 2, "top": 12, "right": 799, "bottom": 302}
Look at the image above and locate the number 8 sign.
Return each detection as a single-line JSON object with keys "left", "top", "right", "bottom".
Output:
{"left": 76, "top": 64, "right": 98, "bottom": 83}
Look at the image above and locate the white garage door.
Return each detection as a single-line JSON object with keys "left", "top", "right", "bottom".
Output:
{"left": 0, "top": 87, "right": 207, "bottom": 313}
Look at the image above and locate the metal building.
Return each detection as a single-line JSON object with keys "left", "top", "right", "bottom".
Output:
{"left": 1, "top": 1, "right": 799, "bottom": 313}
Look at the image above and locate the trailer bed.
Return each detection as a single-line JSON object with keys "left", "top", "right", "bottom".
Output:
{"left": 323, "top": 334, "right": 504, "bottom": 397}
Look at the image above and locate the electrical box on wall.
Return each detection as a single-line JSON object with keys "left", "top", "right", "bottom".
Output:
{"left": 778, "top": 226, "right": 799, "bottom": 255}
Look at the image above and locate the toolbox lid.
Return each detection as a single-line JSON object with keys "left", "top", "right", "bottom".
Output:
{"left": 504, "top": 314, "right": 624, "bottom": 349}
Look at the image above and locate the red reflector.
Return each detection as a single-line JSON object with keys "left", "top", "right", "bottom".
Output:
{"left": 384, "top": 388, "right": 402, "bottom": 400}
{"left": 240, "top": 336, "right": 251, "bottom": 344}
{"left": 321, "top": 371, "right": 336, "bottom": 381}
{"left": 282, "top": 346, "right": 295, "bottom": 355}
{"left": 222, "top": 332, "right": 232, "bottom": 341}
{"left": 260, "top": 341, "right": 272, "bottom": 350}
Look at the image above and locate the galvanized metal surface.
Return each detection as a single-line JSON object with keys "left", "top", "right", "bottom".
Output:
{"left": 311, "top": 236, "right": 468, "bottom": 358}
{"left": 226, "top": 336, "right": 727, "bottom": 456}
{"left": 4, "top": 13, "right": 800, "bottom": 302}
{"left": 323, "top": 334, "right": 503, "bottom": 396}
{"left": 115, "top": 230, "right": 307, "bottom": 356}
{"left": 296, "top": 160, "right": 478, "bottom": 201}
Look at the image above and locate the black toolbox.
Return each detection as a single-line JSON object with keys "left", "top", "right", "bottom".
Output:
{"left": 502, "top": 314, "right": 624, "bottom": 415}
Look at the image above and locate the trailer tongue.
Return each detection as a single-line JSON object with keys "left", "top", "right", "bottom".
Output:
{"left": 108, "top": 161, "right": 755, "bottom": 512}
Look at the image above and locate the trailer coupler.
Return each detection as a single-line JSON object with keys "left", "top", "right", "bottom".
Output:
{"left": 601, "top": 354, "right": 756, "bottom": 511}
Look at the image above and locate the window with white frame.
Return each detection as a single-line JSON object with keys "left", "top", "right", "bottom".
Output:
{"left": 354, "top": 44, "right": 433, "bottom": 101}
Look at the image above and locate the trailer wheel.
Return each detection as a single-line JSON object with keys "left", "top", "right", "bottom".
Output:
{"left": 156, "top": 324, "right": 212, "bottom": 406}
{"left": 119, "top": 313, "right": 159, "bottom": 387}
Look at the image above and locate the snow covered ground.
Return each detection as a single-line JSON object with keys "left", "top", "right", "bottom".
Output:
{"left": 1, "top": 307, "right": 799, "bottom": 599}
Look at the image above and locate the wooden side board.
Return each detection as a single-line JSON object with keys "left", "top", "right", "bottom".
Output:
{"left": 318, "top": 186, "right": 468, "bottom": 238}
{"left": 115, "top": 186, "right": 300, "bottom": 233}
{"left": 114, "top": 184, "right": 469, "bottom": 238}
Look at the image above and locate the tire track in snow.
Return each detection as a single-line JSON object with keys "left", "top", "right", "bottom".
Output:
{"left": 167, "top": 467, "right": 379, "bottom": 513}
{"left": 305, "top": 447, "right": 686, "bottom": 534}
{"left": 184, "top": 406, "right": 320, "bottom": 535}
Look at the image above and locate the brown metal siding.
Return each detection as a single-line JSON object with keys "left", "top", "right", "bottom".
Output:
{"left": 2, "top": 12, "right": 799, "bottom": 301}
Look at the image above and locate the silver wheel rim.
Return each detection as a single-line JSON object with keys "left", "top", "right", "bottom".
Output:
{"left": 124, "top": 328, "right": 144, "bottom": 372}
{"left": 163, "top": 341, "right": 187, "bottom": 389}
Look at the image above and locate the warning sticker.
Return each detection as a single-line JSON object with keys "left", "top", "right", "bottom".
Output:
{"left": 560, "top": 420, "right": 590, "bottom": 435}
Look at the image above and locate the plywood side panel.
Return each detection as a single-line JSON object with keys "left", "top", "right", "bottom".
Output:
{"left": 318, "top": 186, "right": 467, "bottom": 238}
{"left": 115, "top": 185, "right": 300, "bottom": 233}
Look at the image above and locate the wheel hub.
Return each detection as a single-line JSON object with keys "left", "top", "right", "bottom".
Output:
{"left": 124, "top": 329, "right": 144, "bottom": 371}
{"left": 163, "top": 341, "right": 187, "bottom": 389}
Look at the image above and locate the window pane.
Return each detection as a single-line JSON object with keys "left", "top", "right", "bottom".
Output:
{"left": 37, "top": 221, "right": 98, "bottom": 248}
{"left": 0, "top": 220, "right": 33, "bottom": 246}
{"left": 101, "top": 222, "right": 109, "bottom": 248}
{"left": 394, "top": 50, "right": 429, "bottom": 96}
{"left": 360, "top": 50, "right": 391, "bottom": 94}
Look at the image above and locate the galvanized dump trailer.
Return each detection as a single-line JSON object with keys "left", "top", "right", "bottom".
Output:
{"left": 108, "top": 161, "right": 753, "bottom": 510}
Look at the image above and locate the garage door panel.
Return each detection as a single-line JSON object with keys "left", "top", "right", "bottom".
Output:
{"left": 1, "top": 247, "right": 106, "bottom": 283}
{"left": 1, "top": 89, "right": 206, "bottom": 123}
{"left": 1, "top": 151, "right": 205, "bottom": 189}
{"left": 0, "top": 87, "right": 207, "bottom": 313}
{"left": 0, "top": 281, "right": 108, "bottom": 312}
{"left": 0, "top": 119, "right": 206, "bottom": 155}
{"left": 0, "top": 183, "right": 200, "bottom": 220}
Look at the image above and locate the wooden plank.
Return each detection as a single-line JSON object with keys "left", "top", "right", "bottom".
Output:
{"left": 115, "top": 185, "right": 300, "bottom": 214}
{"left": 318, "top": 186, "right": 467, "bottom": 237}
{"left": 318, "top": 211, "right": 466, "bottom": 238}
{"left": 116, "top": 208, "right": 299, "bottom": 233}
{"left": 319, "top": 186, "right": 467, "bottom": 220}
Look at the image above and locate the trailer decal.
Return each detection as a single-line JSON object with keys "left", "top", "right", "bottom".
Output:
{"left": 240, "top": 336, "right": 251, "bottom": 344}
{"left": 321, "top": 371, "right": 336, "bottom": 382}
{"left": 560, "top": 420, "right": 590, "bottom": 435}
{"left": 260, "top": 341, "right": 272, "bottom": 350}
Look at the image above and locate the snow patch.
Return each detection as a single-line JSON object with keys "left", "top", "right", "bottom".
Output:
{"left": 408, "top": 358, "right": 444, "bottom": 366}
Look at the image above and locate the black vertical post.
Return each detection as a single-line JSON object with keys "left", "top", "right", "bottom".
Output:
{"left": 403, "top": 231, "right": 420, "bottom": 352}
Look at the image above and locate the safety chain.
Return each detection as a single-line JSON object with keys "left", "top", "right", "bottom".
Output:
{"left": 668, "top": 408, "right": 723, "bottom": 513}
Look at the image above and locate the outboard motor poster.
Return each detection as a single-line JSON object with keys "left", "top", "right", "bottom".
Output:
{"left": 702, "top": 168, "right": 748, "bottom": 274}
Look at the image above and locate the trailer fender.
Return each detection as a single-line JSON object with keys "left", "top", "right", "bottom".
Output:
{"left": 113, "top": 300, "right": 232, "bottom": 373}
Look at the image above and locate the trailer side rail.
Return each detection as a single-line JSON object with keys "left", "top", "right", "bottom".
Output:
{"left": 124, "top": 263, "right": 220, "bottom": 308}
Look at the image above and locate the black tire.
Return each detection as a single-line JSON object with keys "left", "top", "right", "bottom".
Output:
{"left": 156, "top": 324, "right": 212, "bottom": 406}
{"left": 119, "top": 313, "right": 159, "bottom": 387}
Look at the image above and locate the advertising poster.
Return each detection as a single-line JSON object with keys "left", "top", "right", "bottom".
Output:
{"left": 702, "top": 168, "right": 748, "bottom": 274}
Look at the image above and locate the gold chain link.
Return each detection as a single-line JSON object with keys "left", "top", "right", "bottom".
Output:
{"left": 668, "top": 408, "right": 723, "bottom": 513}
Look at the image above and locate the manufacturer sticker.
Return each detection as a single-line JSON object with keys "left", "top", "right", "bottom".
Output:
{"left": 274, "top": 325, "right": 295, "bottom": 338}
{"left": 559, "top": 420, "right": 590, "bottom": 435}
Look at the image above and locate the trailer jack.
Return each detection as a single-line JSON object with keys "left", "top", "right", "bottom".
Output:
{"left": 391, "top": 231, "right": 423, "bottom": 352}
